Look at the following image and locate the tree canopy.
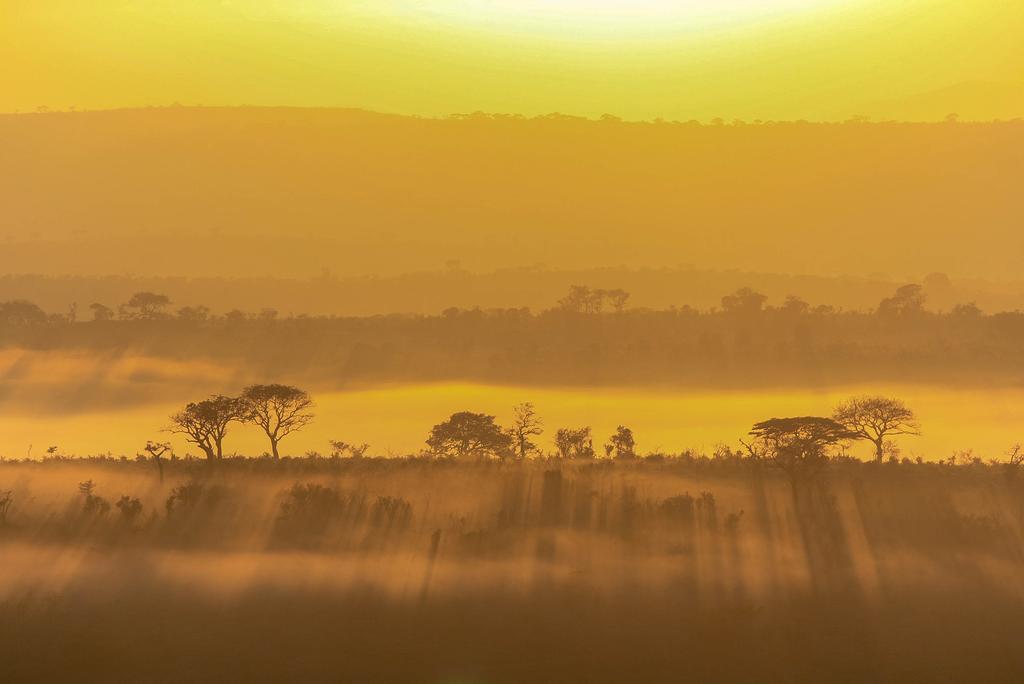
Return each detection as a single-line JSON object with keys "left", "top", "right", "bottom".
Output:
{"left": 241, "top": 384, "right": 315, "bottom": 459}
{"left": 167, "top": 395, "right": 246, "bottom": 460}
{"left": 833, "top": 395, "right": 920, "bottom": 461}
{"left": 426, "top": 412, "right": 512, "bottom": 461}
{"left": 748, "top": 416, "right": 859, "bottom": 480}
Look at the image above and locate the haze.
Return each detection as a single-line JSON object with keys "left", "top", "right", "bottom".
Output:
{"left": 4, "top": 1, "right": 1024, "bottom": 120}
{"left": 3, "top": 2, "right": 1024, "bottom": 682}
{"left": 2, "top": 109, "right": 1022, "bottom": 280}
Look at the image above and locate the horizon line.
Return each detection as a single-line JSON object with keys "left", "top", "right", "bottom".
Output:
{"left": 3, "top": 104, "right": 1022, "bottom": 125}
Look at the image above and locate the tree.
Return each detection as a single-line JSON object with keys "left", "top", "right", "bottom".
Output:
{"left": 746, "top": 417, "right": 859, "bottom": 482}
{"left": 558, "top": 285, "right": 603, "bottom": 314}
{"left": 557, "top": 286, "right": 630, "bottom": 314}
{"left": 0, "top": 300, "right": 48, "bottom": 326}
{"left": 426, "top": 412, "right": 512, "bottom": 461}
{"left": 121, "top": 292, "right": 171, "bottom": 320}
{"left": 605, "top": 289, "right": 631, "bottom": 313}
{"left": 877, "top": 284, "right": 925, "bottom": 318}
{"left": 832, "top": 395, "right": 920, "bottom": 462}
{"left": 606, "top": 425, "right": 637, "bottom": 460}
{"left": 78, "top": 480, "right": 110, "bottom": 516}
{"left": 554, "top": 427, "right": 595, "bottom": 459}
{"left": 780, "top": 295, "right": 810, "bottom": 315}
{"left": 329, "top": 440, "right": 369, "bottom": 459}
{"left": 144, "top": 440, "right": 172, "bottom": 482}
{"left": 240, "top": 384, "right": 315, "bottom": 459}
{"left": 177, "top": 305, "right": 211, "bottom": 322}
{"left": 509, "top": 402, "right": 543, "bottom": 460}
{"left": 167, "top": 395, "right": 245, "bottom": 461}
{"left": 116, "top": 496, "right": 143, "bottom": 525}
{"left": 951, "top": 302, "right": 983, "bottom": 319}
{"left": 721, "top": 287, "right": 767, "bottom": 315}
{"left": 89, "top": 302, "right": 115, "bottom": 322}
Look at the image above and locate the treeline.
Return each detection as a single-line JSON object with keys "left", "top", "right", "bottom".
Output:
{"left": 2, "top": 283, "right": 1024, "bottom": 385}
{"left": 0, "top": 281, "right": 1011, "bottom": 322}
{"left": 11, "top": 268, "right": 1017, "bottom": 316}
{"left": 39, "top": 389, "right": 1021, "bottom": 475}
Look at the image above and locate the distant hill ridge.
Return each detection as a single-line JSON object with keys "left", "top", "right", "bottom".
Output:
{"left": 2, "top": 107, "right": 1021, "bottom": 280}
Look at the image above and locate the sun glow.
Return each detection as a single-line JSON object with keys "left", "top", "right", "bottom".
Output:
{"left": 4, "top": 0, "right": 1021, "bottom": 119}
{"left": 345, "top": 0, "right": 845, "bottom": 37}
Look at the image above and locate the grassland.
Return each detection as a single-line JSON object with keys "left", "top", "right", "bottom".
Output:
{"left": 3, "top": 455, "right": 1024, "bottom": 682}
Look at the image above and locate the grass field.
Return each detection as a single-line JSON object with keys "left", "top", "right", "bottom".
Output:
{"left": 3, "top": 455, "right": 1024, "bottom": 682}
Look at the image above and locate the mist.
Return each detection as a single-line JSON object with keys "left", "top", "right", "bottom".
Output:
{"left": 4, "top": 458, "right": 1024, "bottom": 681}
{"left": 3, "top": 109, "right": 1022, "bottom": 279}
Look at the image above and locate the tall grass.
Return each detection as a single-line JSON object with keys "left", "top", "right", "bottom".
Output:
{"left": 2, "top": 457, "right": 1024, "bottom": 681}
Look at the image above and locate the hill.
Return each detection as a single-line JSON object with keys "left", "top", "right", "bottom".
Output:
{"left": 1, "top": 107, "right": 1021, "bottom": 279}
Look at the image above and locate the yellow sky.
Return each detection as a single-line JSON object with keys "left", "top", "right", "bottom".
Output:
{"left": 3, "top": 0, "right": 1023, "bottom": 120}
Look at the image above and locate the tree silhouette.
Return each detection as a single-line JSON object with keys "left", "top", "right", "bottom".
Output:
{"left": 168, "top": 395, "right": 245, "bottom": 461}
{"left": 951, "top": 302, "right": 983, "bottom": 319}
{"left": 0, "top": 300, "right": 48, "bottom": 325}
{"left": 833, "top": 395, "right": 920, "bottom": 462}
{"left": 554, "top": 427, "right": 595, "bottom": 459}
{"left": 780, "top": 295, "right": 810, "bottom": 315}
{"left": 426, "top": 412, "right": 512, "bottom": 461}
{"left": 116, "top": 496, "right": 143, "bottom": 524}
{"left": 557, "top": 286, "right": 631, "bottom": 314}
{"left": 605, "top": 289, "right": 630, "bottom": 313}
{"left": 606, "top": 425, "right": 637, "bottom": 460}
{"left": 877, "top": 284, "right": 926, "bottom": 318}
{"left": 78, "top": 480, "right": 110, "bottom": 515}
{"left": 721, "top": 287, "right": 767, "bottom": 315}
{"left": 144, "top": 440, "right": 172, "bottom": 482}
{"left": 329, "top": 440, "right": 369, "bottom": 459}
{"left": 241, "top": 384, "right": 315, "bottom": 459}
{"left": 121, "top": 292, "right": 171, "bottom": 320}
{"left": 509, "top": 402, "right": 543, "bottom": 460}
{"left": 89, "top": 302, "right": 115, "bottom": 322}
{"left": 177, "top": 305, "right": 211, "bottom": 322}
{"left": 558, "top": 285, "right": 603, "bottom": 314}
{"left": 747, "top": 417, "right": 859, "bottom": 482}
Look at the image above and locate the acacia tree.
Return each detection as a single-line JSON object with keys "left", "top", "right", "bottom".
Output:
{"left": 509, "top": 402, "right": 543, "bottom": 460}
{"left": 746, "top": 417, "right": 859, "bottom": 483}
{"left": 426, "top": 412, "right": 512, "bottom": 461}
{"left": 241, "top": 384, "right": 315, "bottom": 459}
{"left": 144, "top": 440, "right": 172, "bottom": 482}
{"left": 120, "top": 291, "right": 171, "bottom": 320}
{"left": 168, "top": 395, "right": 245, "bottom": 461}
{"left": 832, "top": 395, "right": 920, "bottom": 462}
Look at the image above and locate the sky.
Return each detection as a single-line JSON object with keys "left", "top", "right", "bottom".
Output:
{"left": 3, "top": 0, "right": 1023, "bottom": 120}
